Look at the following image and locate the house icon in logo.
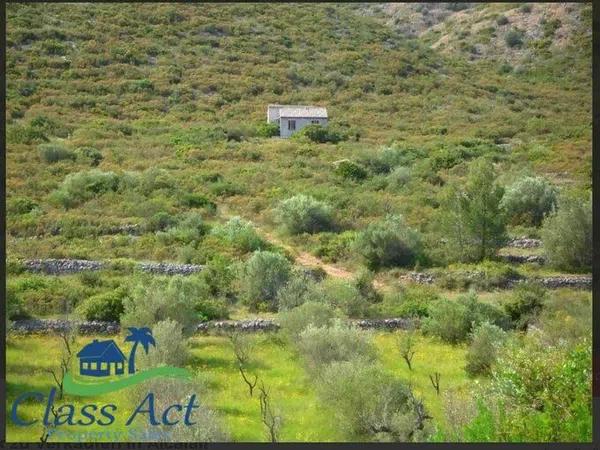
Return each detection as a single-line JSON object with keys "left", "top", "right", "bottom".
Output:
{"left": 76, "top": 339, "right": 127, "bottom": 377}
{"left": 76, "top": 328, "right": 156, "bottom": 378}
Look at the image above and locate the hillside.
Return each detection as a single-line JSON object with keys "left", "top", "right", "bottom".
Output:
{"left": 6, "top": 2, "right": 592, "bottom": 261}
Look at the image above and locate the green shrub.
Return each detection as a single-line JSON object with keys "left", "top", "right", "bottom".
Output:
{"left": 294, "top": 124, "right": 345, "bottom": 143}
{"left": 317, "top": 358, "right": 432, "bottom": 441}
{"left": 7, "top": 197, "right": 39, "bottom": 215}
{"left": 313, "top": 231, "right": 356, "bottom": 263}
{"left": 321, "top": 278, "right": 371, "bottom": 318}
{"left": 423, "top": 293, "right": 508, "bottom": 344}
{"left": 334, "top": 160, "right": 368, "bottom": 181}
{"left": 536, "top": 290, "right": 591, "bottom": 345}
{"left": 138, "top": 319, "right": 189, "bottom": 368}
{"left": 77, "top": 288, "right": 126, "bottom": 322}
{"left": 504, "top": 282, "right": 546, "bottom": 330}
{"left": 298, "top": 320, "right": 376, "bottom": 373}
{"left": 387, "top": 166, "right": 412, "bottom": 189}
{"left": 505, "top": 29, "right": 524, "bottom": 48}
{"left": 274, "top": 195, "right": 334, "bottom": 234}
{"left": 256, "top": 122, "right": 280, "bottom": 137}
{"left": 354, "top": 215, "right": 422, "bottom": 270}
{"left": 279, "top": 301, "right": 336, "bottom": 340}
{"left": 375, "top": 286, "right": 440, "bottom": 318}
{"left": 210, "top": 216, "right": 267, "bottom": 253}
{"left": 496, "top": 15, "right": 509, "bottom": 25}
{"left": 77, "top": 147, "right": 103, "bottom": 166}
{"left": 179, "top": 193, "right": 217, "bottom": 211}
{"left": 541, "top": 193, "right": 592, "bottom": 271}
{"left": 195, "top": 297, "right": 229, "bottom": 321}
{"left": 38, "top": 143, "right": 76, "bottom": 163}
{"left": 52, "top": 170, "right": 122, "bottom": 208}
{"left": 121, "top": 275, "right": 208, "bottom": 334}
{"left": 157, "top": 212, "right": 209, "bottom": 244}
{"left": 464, "top": 337, "right": 592, "bottom": 441}
{"left": 144, "top": 211, "right": 177, "bottom": 232}
{"left": 501, "top": 177, "right": 557, "bottom": 226}
{"left": 7, "top": 287, "right": 31, "bottom": 321}
{"left": 465, "top": 322, "right": 506, "bottom": 376}
{"left": 277, "top": 273, "right": 324, "bottom": 311}
{"left": 240, "top": 251, "right": 291, "bottom": 311}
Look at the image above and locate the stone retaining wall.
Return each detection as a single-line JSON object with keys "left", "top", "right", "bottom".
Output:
{"left": 10, "top": 317, "right": 419, "bottom": 335}
{"left": 23, "top": 259, "right": 204, "bottom": 276}
{"left": 507, "top": 237, "right": 542, "bottom": 248}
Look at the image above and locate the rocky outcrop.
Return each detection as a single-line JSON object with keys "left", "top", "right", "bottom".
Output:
{"left": 507, "top": 237, "right": 542, "bottom": 248}
{"left": 22, "top": 259, "right": 204, "bottom": 276}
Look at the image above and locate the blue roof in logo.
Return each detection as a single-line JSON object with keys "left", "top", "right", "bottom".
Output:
{"left": 76, "top": 339, "right": 126, "bottom": 362}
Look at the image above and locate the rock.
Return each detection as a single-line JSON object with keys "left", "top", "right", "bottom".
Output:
{"left": 9, "top": 319, "right": 120, "bottom": 335}
{"left": 23, "top": 259, "right": 204, "bottom": 276}
{"left": 500, "top": 254, "right": 546, "bottom": 264}
{"left": 23, "top": 259, "right": 105, "bottom": 274}
{"left": 137, "top": 262, "right": 203, "bottom": 275}
{"left": 507, "top": 237, "right": 542, "bottom": 248}
{"left": 399, "top": 272, "right": 436, "bottom": 284}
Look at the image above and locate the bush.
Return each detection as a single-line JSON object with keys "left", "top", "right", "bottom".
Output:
{"left": 464, "top": 337, "right": 592, "bottom": 441}
{"left": 423, "top": 293, "right": 508, "bottom": 344}
{"left": 321, "top": 279, "right": 371, "bottom": 318}
{"left": 375, "top": 286, "right": 440, "bottom": 318}
{"left": 354, "top": 215, "right": 422, "bottom": 270}
{"left": 121, "top": 275, "right": 208, "bottom": 334}
{"left": 195, "top": 297, "right": 229, "bottom": 321}
{"left": 210, "top": 216, "right": 267, "bottom": 253}
{"left": 541, "top": 193, "right": 592, "bottom": 271}
{"left": 240, "top": 251, "right": 291, "bottom": 311}
{"left": 38, "top": 143, "right": 76, "bottom": 163}
{"left": 334, "top": 160, "right": 368, "bottom": 181}
{"left": 77, "top": 147, "right": 103, "bottom": 166}
{"left": 278, "top": 301, "right": 336, "bottom": 340}
{"left": 294, "top": 124, "right": 344, "bottom": 143}
{"left": 137, "top": 319, "right": 189, "bottom": 368}
{"left": 504, "top": 282, "right": 546, "bottom": 330}
{"left": 496, "top": 15, "right": 509, "bottom": 25}
{"left": 298, "top": 320, "right": 376, "bottom": 373}
{"left": 179, "top": 193, "right": 216, "bottom": 211}
{"left": 52, "top": 170, "right": 122, "bottom": 208}
{"left": 465, "top": 322, "right": 506, "bottom": 376}
{"left": 274, "top": 195, "right": 334, "bottom": 234}
{"left": 536, "top": 290, "right": 591, "bottom": 345}
{"left": 277, "top": 273, "right": 324, "bottom": 311}
{"left": 501, "top": 177, "right": 557, "bottom": 226}
{"left": 157, "top": 212, "right": 209, "bottom": 244}
{"left": 256, "top": 122, "right": 280, "bottom": 137}
{"left": 318, "top": 358, "right": 432, "bottom": 441}
{"left": 387, "top": 166, "right": 411, "bottom": 189}
{"left": 313, "top": 231, "right": 356, "bottom": 263}
{"left": 77, "top": 289, "right": 126, "bottom": 322}
{"left": 505, "top": 29, "right": 524, "bottom": 48}
{"left": 7, "top": 287, "right": 30, "bottom": 321}
{"left": 7, "top": 197, "right": 39, "bottom": 215}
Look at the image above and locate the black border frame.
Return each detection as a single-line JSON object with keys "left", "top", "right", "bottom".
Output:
{"left": 1, "top": 1, "right": 598, "bottom": 448}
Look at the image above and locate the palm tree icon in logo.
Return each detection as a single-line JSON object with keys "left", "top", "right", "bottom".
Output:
{"left": 125, "top": 327, "right": 156, "bottom": 374}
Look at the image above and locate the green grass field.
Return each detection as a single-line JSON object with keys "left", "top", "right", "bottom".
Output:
{"left": 6, "top": 332, "right": 469, "bottom": 442}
